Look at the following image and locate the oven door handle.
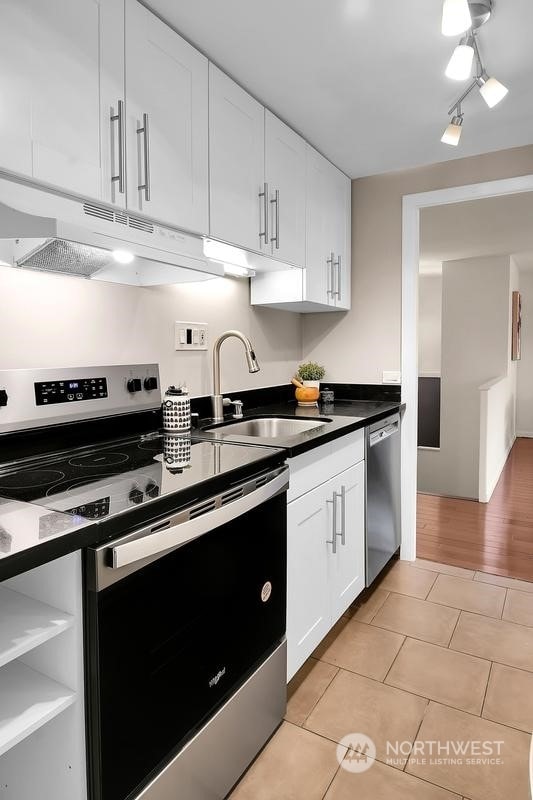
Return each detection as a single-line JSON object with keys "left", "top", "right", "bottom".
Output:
{"left": 110, "top": 468, "right": 288, "bottom": 570}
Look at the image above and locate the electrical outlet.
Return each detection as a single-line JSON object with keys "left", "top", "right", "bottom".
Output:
{"left": 382, "top": 370, "right": 401, "bottom": 384}
{"left": 175, "top": 322, "right": 208, "bottom": 351}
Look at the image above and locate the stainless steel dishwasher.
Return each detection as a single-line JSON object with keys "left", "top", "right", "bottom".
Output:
{"left": 365, "top": 413, "right": 401, "bottom": 586}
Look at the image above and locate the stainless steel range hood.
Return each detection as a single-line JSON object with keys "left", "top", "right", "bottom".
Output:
{"left": 0, "top": 175, "right": 223, "bottom": 285}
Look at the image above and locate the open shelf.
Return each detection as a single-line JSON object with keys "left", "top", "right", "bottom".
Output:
{"left": 0, "top": 661, "right": 76, "bottom": 757}
{"left": 0, "top": 586, "right": 74, "bottom": 668}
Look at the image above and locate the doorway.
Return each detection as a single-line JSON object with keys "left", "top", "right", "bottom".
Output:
{"left": 400, "top": 173, "right": 533, "bottom": 578}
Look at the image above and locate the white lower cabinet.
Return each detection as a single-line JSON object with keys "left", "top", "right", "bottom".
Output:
{"left": 0, "top": 553, "right": 87, "bottom": 799}
{"left": 287, "top": 434, "right": 365, "bottom": 680}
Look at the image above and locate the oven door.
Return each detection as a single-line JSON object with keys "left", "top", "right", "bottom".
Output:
{"left": 86, "top": 466, "right": 288, "bottom": 800}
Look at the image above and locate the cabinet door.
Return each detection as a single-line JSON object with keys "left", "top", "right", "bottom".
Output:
{"left": 0, "top": 3, "right": 33, "bottom": 177}
{"left": 327, "top": 462, "right": 365, "bottom": 623}
{"left": 305, "top": 146, "right": 334, "bottom": 306}
{"left": 287, "top": 486, "right": 330, "bottom": 680}
{"left": 209, "top": 65, "right": 266, "bottom": 252}
{"left": 0, "top": 0, "right": 121, "bottom": 199}
{"left": 329, "top": 167, "right": 351, "bottom": 310}
{"left": 125, "top": 0, "right": 209, "bottom": 232}
{"left": 265, "top": 111, "right": 306, "bottom": 267}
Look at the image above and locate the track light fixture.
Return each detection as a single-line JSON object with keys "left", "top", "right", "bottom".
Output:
{"left": 440, "top": 0, "right": 508, "bottom": 146}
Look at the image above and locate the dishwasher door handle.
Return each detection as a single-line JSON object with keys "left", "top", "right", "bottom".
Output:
{"left": 369, "top": 421, "right": 399, "bottom": 447}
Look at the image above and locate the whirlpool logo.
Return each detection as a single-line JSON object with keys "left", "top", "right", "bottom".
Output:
{"left": 209, "top": 667, "right": 226, "bottom": 688}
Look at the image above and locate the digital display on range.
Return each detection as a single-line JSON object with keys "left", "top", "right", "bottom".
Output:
{"left": 35, "top": 377, "right": 108, "bottom": 406}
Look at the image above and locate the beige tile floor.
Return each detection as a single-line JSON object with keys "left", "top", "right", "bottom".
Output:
{"left": 229, "top": 559, "right": 533, "bottom": 800}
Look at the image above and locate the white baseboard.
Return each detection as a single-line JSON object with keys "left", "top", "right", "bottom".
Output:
{"left": 480, "top": 435, "right": 516, "bottom": 503}
{"left": 516, "top": 431, "right": 533, "bottom": 438}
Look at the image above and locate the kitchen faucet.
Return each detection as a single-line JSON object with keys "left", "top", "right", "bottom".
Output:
{"left": 211, "top": 330, "right": 260, "bottom": 421}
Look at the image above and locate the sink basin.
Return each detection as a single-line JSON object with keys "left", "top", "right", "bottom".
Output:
{"left": 204, "top": 416, "right": 331, "bottom": 438}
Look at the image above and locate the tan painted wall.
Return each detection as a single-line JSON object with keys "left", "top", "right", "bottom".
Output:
{"left": 418, "top": 255, "right": 515, "bottom": 500}
{"left": 302, "top": 145, "right": 533, "bottom": 384}
{"left": 0, "top": 267, "right": 302, "bottom": 396}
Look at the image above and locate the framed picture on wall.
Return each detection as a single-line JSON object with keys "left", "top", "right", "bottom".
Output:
{"left": 512, "top": 291, "right": 521, "bottom": 361}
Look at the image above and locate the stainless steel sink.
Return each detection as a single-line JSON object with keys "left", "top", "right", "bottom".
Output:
{"left": 204, "top": 417, "right": 330, "bottom": 438}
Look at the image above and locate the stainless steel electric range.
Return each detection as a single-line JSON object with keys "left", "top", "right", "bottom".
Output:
{"left": 0, "top": 364, "right": 289, "bottom": 800}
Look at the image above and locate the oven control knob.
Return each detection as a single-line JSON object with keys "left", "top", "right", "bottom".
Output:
{"left": 0, "top": 389, "right": 7, "bottom": 407}
{"left": 145, "top": 480, "right": 160, "bottom": 499}
{"left": 144, "top": 377, "right": 158, "bottom": 391}
{"left": 129, "top": 487, "right": 144, "bottom": 505}
{"left": 127, "top": 378, "right": 142, "bottom": 393}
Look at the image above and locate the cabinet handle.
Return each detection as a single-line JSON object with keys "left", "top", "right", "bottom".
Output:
{"left": 259, "top": 182, "right": 269, "bottom": 246}
{"left": 270, "top": 189, "right": 280, "bottom": 249}
{"left": 110, "top": 99, "right": 125, "bottom": 195}
{"left": 327, "top": 489, "right": 346, "bottom": 552}
{"left": 326, "top": 491, "right": 338, "bottom": 553}
{"left": 334, "top": 255, "right": 342, "bottom": 301}
{"left": 339, "top": 485, "right": 346, "bottom": 545}
{"left": 327, "top": 252, "right": 335, "bottom": 297}
{"left": 137, "top": 112, "right": 151, "bottom": 201}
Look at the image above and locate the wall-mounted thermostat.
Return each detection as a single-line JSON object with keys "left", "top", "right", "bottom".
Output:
{"left": 175, "top": 322, "right": 208, "bottom": 351}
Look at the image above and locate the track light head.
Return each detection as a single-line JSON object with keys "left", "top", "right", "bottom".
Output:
{"left": 445, "top": 35, "right": 475, "bottom": 80}
{"left": 477, "top": 73, "right": 509, "bottom": 107}
{"left": 442, "top": 0, "right": 472, "bottom": 36}
{"left": 441, "top": 113, "right": 464, "bottom": 146}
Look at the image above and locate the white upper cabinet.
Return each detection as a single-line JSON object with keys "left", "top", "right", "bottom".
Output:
{"left": 0, "top": 0, "right": 121, "bottom": 199}
{"left": 264, "top": 112, "right": 306, "bottom": 267}
{"left": 328, "top": 165, "right": 351, "bottom": 311}
{"left": 125, "top": 0, "right": 209, "bottom": 233}
{"left": 305, "top": 146, "right": 336, "bottom": 307}
{"left": 251, "top": 144, "right": 351, "bottom": 312}
{"left": 209, "top": 66, "right": 266, "bottom": 252}
{"left": 0, "top": 3, "right": 33, "bottom": 177}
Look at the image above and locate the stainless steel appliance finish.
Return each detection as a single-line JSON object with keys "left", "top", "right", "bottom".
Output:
{"left": 134, "top": 641, "right": 286, "bottom": 800}
{"left": 90, "top": 465, "right": 288, "bottom": 589}
{"left": 211, "top": 330, "right": 260, "bottom": 421}
{"left": 365, "top": 413, "right": 401, "bottom": 585}
{"left": 0, "top": 363, "right": 160, "bottom": 433}
{"left": 206, "top": 417, "right": 329, "bottom": 438}
{"left": 86, "top": 463, "right": 288, "bottom": 800}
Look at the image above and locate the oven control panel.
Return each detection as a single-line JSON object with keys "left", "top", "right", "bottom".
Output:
{"left": 35, "top": 377, "right": 108, "bottom": 406}
{"left": 0, "top": 364, "right": 161, "bottom": 434}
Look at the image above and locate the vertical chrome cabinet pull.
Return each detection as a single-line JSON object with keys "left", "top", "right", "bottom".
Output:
{"left": 259, "top": 182, "right": 269, "bottom": 246}
{"left": 270, "top": 189, "right": 280, "bottom": 249}
{"left": 339, "top": 485, "right": 346, "bottom": 545}
{"left": 335, "top": 255, "right": 342, "bottom": 301}
{"left": 137, "top": 112, "right": 151, "bottom": 201}
{"left": 110, "top": 99, "right": 125, "bottom": 194}
{"left": 327, "top": 252, "right": 335, "bottom": 297}
{"left": 326, "top": 491, "right": 338, "bottom": 553}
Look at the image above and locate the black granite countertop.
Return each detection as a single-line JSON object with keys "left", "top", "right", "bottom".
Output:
{"left": 0, "top": 384, "right": 405, "bottom": 579}
{"left": 0, "top": 439, "right": 285, "bottom": 581}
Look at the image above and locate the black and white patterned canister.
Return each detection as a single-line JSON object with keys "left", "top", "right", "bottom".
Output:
{"left": 162, "top": 386, "right": 191, "bottom": 432}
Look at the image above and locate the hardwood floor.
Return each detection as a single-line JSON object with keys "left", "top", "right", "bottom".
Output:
{"left": 417, "top": 437, "right": 533, "bottom": 581}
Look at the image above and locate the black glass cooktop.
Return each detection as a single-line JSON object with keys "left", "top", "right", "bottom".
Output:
{"left": 0, "top": 433, "right": 278, "bottom": 521}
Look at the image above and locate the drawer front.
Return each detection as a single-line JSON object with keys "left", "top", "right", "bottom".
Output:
{"left": 287, "top": 429, "right": 364, "bottom": 502}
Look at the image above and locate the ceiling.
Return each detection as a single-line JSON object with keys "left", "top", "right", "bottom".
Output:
{"left": 146, "top": 0, "right": 533, "bottom": 178}
{"left": 419, "top": 191, "right": 533, "bottom": 273}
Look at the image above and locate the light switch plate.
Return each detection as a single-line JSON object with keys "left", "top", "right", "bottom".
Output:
{"left": 175, "top": 322, "right": 208, "bottom": 351}
{"left": 382, "top": 370, "right": 401, "bottom": 384}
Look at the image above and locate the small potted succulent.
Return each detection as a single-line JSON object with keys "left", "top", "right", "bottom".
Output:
{"left": 292, "top": 362, "right": 326, "bottom": 406}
